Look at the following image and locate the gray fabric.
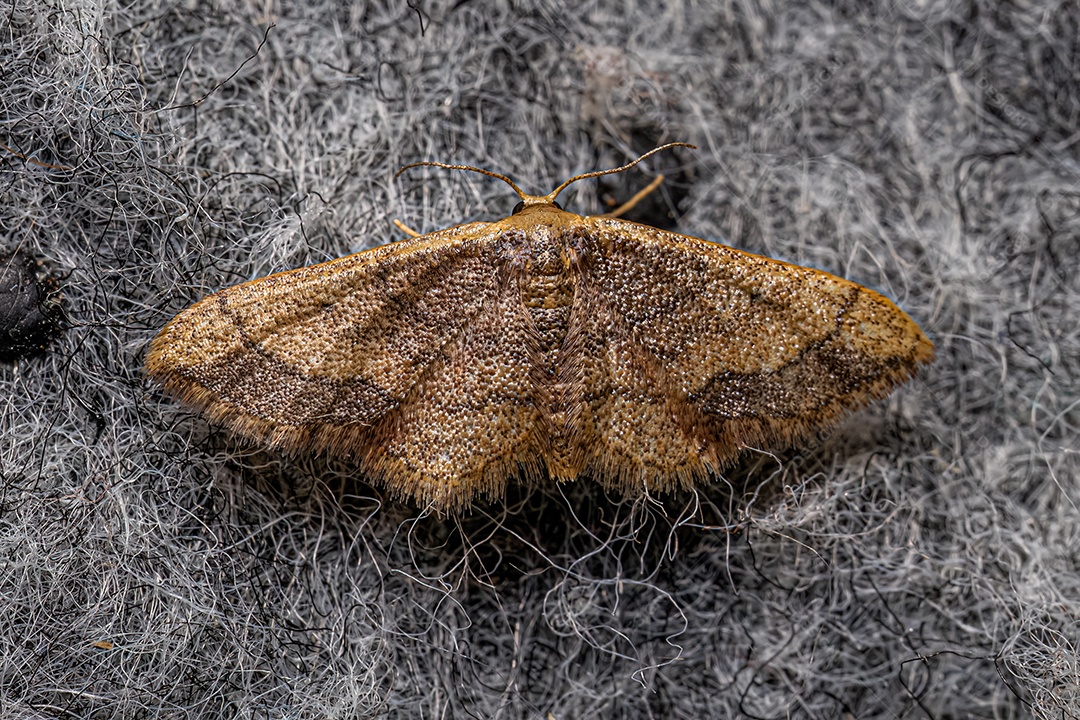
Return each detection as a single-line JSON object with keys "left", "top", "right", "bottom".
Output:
{"left": 2, "top": 1, "right": 1075, "bottom": 717}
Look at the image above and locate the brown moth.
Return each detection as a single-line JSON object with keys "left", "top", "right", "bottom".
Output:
{"left": 146, "top": 144, "right": 934, "bottom": 511}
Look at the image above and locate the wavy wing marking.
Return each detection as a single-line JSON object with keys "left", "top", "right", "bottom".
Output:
{"left": 359, "top": 268, "right": 547, "bottom": 509}
{"left": 572, "top": 217, "right": 934, "bottom": 490}
{"left": 145, "top": 223, "right": 510, "bottom": 457}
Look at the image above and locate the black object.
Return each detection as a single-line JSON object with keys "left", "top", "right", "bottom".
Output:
{"left": 593, "top": 131, "right": 694, "bottom": 231}
{"left": 0, "top": 249, "right": 63, "bottom": 362}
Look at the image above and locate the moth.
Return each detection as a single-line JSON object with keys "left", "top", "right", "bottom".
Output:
{"left": 146, "top": 144, "right": 934, "bottom": 511}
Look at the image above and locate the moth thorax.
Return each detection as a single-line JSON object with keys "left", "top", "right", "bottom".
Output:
{"left": 519, "top": 233, "right": 575, "bottom": 359}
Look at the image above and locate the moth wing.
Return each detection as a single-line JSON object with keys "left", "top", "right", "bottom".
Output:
{"left": 571, "top": 217, "right": 934, "bottom": 490}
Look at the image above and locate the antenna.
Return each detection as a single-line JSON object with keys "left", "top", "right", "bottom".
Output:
{"left": 397, "top": 142, "right": 695, "bottom": 206}
{"left": 546, "top": 142, "right": 695, "bottom": 202}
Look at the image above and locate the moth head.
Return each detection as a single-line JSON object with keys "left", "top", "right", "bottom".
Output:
{"left": 511, "top": 199, "right": 561, "bottom": 215}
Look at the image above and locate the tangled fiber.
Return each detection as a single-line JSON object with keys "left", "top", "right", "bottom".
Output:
{"left": 1, "top": 0, "right": 1078, "bottom": 717}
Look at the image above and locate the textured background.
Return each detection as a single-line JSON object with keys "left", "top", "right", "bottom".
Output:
{"left": 2, "top": 1, "right": 1078, "bottom": 717}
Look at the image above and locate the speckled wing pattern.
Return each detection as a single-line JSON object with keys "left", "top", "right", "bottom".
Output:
{"left": 567, "top": 216, "right": 933, "bottom": 492}
{"left": 146, "top": 205, "right": 934, "bottom": 510}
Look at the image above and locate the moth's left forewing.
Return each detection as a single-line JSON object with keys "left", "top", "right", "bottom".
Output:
{"left": 145, "top": 222, "right": 502, "bottom": 445}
